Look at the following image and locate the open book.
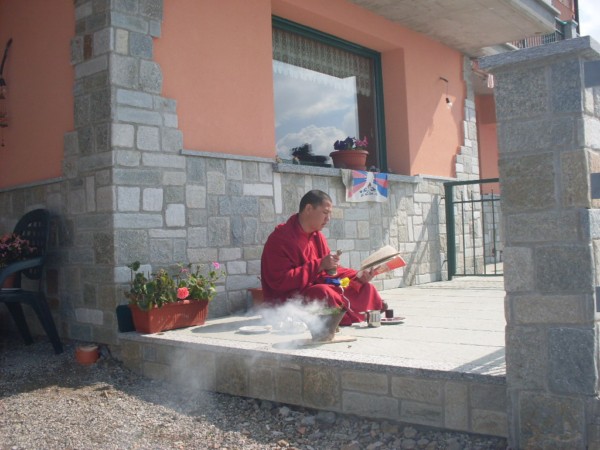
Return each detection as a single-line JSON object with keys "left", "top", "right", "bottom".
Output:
{"left": 359, "top": 245, "right": 406, "bottom": 276}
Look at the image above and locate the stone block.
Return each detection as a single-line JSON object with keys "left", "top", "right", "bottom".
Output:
{"left": 115, "top": 229, "right": 149, "bottom": 264}
{"left": 162, "top": 128, "right": 183, "bottom": 152}
{"left": 498, "top": 116, "right": 575, "bottom": 155}
{"left": 117, "top": 186, "right": 140, "bottom": 211}
{"left": 114, "top": 168, "right": 162, "bottom": 186}
{"left": 503, "top": 246, "right": 534, "bottom": 292}
{"left": 163, "top": 171, "right": 187, "bottom": 186}
{"left": 276, "top": 368, "right": 303, "bottom": 405}
{"left": 499, "top": 153, "right": 556, "bottom": 213}
{"left": 505, "top": 210, "right": 582, "bottom": 244}
{"left": 149, "top": 19, "right": 161, "bottom": 38}
{"left": 444, "top": 382, "right": 468, "bottom": 431}
{"left": 75, "top": 55, "right": 108, "bottom": 79}
{"left": 535, "top": 245, "right": 593, "bottom": 293}
{"left": 172, "top": 349, "right": 216, "bottom": 391}
{"left": 75, "top": 307, "right": 103, "bottom": 325}
{"left": 187, "top": 227, "right": 207, "bottom": 248}
{"left": 303, "top": 366, "right": 341, "bottom": 409}
{"left": 470, "top": 383, "right": 506, "bottom": 411}
{"left": 96, "top": 185, "right": 116, "bottom": 211}
{"left": 549, "top": 327, "right": 597, "bottom": 395}
{"left": 471, "top": 409, "right": 507, "bottom": 437}
{"left": 163, "top": 113, "right": 178, "bottom": 128}
{"left": 112, "top": 123, "right": 134, "bottom": 148}
{"left": 513, "top": 293, "right": 591, "bottom": 325}
{"left": 400, "top": 401, "right": 442, "bottom": 427}
{"left": 114, "top": 213, "right": 163, "bottom": 228}
{"left": 166, "top": 204, "right": 185, "bottom": 227}
{"left": 117, "top": 89, "right": 153, "bottom": 108}
{"left": 518, "top": 392, "right": 584, "bottom": 449}
{"left": 164, "top": 186, "right": 184, "bottom": 203}
{"left": 208, "top": 217, "right": 231, "bottom": 246}
{"left": 561, "top": 150, "right": 590, "bottom": 208}
{"left": 129, "top": 31, "right": 152, "bottom": 59}
{"left": 550, "top": 58, "right": 583, "bottom": 114}
{"left": 583, "top": 116, "right": 600, "bottom": 151}
{"left": 242, "top": 183, "right": 273, "bottom": 197}
{"left": 115, "top": 28, "right": 129, "bottom": 54}
{"left": 111, "top": 11, "right": 148, "bottom": 34}
{"left": 140, "top": 60, "right": 162, "bottom": 94}
{"left": 142, "top": 187, "right": 163, "bottom": 211}
{"left": 505, "top": 325, "right": 546, "bottom": 390}
{"left": 342, "top": 391, "right": 399, "bottom": 419}
{"left": 117, "top": 106, "right": 162, "bottom": 126}
{"left": 110, "top": 54, "right": 137, "bottom": 88}
{"left": 137, "top": 126, "right": 160, "bottom": 151}
{"left": 139, "top": 0, "right": 163, "bottom": 19}
{"left": 226, "top": 260, "right": 247, "bottom": 275}
{"left": 93, "top": 27, "right": 112, "bottom": 56}
{"left": 249, "top": 366, "right": 275, "bottom": 401}
{"left": 93, "top": 232, "right": 113, "bottom": 264}
{"left": 215, "top": 354, "right": 249, "bottom": 396}
{"left": 341, "top": 370, "right": 388, "bottom": 395}
{"left": 142, "top": 153, "right": 185, "bottom": 169}
{"left": 391, "top": 377, "right": 442, "bottom": 404}
{"left": 142, "top": 361, "right": 170, "bottom": 382}
{"left": 219, "top": 196, "right": 259, "bottom": 216}
{"left": 494, "top": 66, "right": 548, "bottom": 120}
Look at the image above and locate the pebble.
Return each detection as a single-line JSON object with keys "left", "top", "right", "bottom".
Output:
{"left": 0, "top": 338, "right": 508, "bottom": 449}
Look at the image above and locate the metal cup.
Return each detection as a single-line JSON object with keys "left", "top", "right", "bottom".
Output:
{"left": 364, "top": 310, "right": 381, "bottom": 327}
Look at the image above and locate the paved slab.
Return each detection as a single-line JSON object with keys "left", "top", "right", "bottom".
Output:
{"left": 143, "top": 276, "right": 506, "bottom": 377}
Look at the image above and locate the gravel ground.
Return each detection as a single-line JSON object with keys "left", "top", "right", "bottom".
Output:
{"left": 0, "top": 337, "right": 508, "bottom": 450}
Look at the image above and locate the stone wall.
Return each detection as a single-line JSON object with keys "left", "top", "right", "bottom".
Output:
{"left": 0, "top": 0, "right": 483, "bottom": 346}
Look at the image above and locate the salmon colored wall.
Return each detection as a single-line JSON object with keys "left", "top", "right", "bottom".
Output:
{"left": 156, "top": 0, "right": 465, "bottom": 177}
{"left": 0, "top": 0, "right": 74, "bottom": 189}
{"left": 475, "top": 94, "right": 500, "bottom": 194}
{"left": 154, "top": 0, "right": 275, "bottom": 157}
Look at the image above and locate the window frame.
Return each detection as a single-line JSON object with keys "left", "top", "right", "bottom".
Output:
{"left": 272, "top": 16, "right": 387, "bottom": 172}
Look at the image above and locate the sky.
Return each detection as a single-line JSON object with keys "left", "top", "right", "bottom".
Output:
{"left": 579, "top": 0, "right": 600, "bottom": 42}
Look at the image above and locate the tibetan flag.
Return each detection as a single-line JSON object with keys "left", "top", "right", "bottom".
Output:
{"left": 343, "top": 170, "right": 389, "bottom": 202}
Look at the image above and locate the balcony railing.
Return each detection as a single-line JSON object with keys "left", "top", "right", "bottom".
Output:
{"left": 511, "top": 19, "right": 568, "bottom": 49}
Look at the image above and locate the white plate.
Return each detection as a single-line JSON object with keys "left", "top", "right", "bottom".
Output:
{"left": 238, "top": 325, "right": 272, "bottom": 334}
{"left": 380, "top": 317, "right": 405, "bottom": 325}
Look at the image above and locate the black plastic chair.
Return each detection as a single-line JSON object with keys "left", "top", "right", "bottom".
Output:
{"left": 0, "top": 209, "right": 63, "bottom": 354}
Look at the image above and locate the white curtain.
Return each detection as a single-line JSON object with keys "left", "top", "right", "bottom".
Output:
{"left": 272, "top": 28, "right": 372, "bottom": 97}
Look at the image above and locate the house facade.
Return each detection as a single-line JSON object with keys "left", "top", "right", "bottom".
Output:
{"left": 0, "top": 0, "right": 569, "bottom": 346}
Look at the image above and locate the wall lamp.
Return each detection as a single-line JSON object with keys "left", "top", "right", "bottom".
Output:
{"left": 439, "top": 76, "right": 453, "bottom": 109}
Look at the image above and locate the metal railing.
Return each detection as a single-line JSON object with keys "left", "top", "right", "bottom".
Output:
{"left": 444, "top": 178, "right": 502, "bottom": 280}
{"left": 511, "top": 19, "right": 566, "bottom": 49}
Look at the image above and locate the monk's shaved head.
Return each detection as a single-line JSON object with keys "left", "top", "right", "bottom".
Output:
{"left": 299, "top": 190, "right": 331, "bottom": 213}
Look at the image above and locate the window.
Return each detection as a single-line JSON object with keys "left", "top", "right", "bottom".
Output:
{"left": 272, "top": 17, "right": 386, "bottom": 171}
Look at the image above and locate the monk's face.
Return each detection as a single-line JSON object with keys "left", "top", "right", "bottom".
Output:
{"left": 302, "top": 200, "right": 332, "bottom": 233}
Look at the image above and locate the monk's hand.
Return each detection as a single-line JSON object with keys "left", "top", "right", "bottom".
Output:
{"left": 320, "top": 253, "right": 339, "bottom": 273}
{"left": 356, "top": 268, "right": 374, "bottom": 284}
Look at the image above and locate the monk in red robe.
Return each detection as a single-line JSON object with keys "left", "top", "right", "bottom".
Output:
{"left": 261, "top": 189, "right": 383, "bottom": 325}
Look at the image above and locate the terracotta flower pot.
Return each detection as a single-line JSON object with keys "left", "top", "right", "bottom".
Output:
{"left": 75, "top": 345, "right": 99, "bottom": 365}
{"left": 129, "top": 299, "right": 209, "bottom": 334}
{"left": 329, "top": 150, "right": 368, "bottom": 170}
{"left": 248, "top": 287, "right": 265, "bottom": 307}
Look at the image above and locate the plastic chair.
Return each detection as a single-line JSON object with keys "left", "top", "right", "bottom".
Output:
{"left": 0, "top": 209, "right": 63, "bottom": 354}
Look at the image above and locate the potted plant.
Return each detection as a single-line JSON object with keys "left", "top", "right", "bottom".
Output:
{"left": 330, "top": 136, "right": 369, "bottom": 170}
{"left": 124, "top": 261, "right": 225, "bottom": 334}
{"left": 0, "top": 232, "right": 37, "bottom": 288}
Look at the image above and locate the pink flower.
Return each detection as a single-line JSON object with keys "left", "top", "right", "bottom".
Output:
{"left": 212, "top": 262, "right": 220, "bottom": 270}
{"left": 177, "top": 287, "right": 190, "bottom": 300}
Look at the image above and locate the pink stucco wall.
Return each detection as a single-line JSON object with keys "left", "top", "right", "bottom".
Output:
{"left": 0, "top": 0, "right": 74, "bottom": 189}
{"left": 156, "top": 0, "right": 466, "bottom": 177}
{"left": 476, "top": 94, "right": 500, "bottom": 194}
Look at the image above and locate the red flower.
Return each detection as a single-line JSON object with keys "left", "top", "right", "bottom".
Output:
{"left": 177, "top": 287, "right": 190, "bottom": 300}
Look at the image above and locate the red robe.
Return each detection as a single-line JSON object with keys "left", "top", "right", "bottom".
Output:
{"left": 260, "top": 214, "right": 383, "bottom": 325}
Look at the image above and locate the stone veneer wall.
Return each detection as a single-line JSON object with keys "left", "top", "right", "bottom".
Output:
{"left": 0, "top": 0, "right": 484, "bottom": 346}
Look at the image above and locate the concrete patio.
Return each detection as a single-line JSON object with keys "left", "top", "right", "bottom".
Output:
{"left": 118, "top": 276, "right": 508, "bottom": 437}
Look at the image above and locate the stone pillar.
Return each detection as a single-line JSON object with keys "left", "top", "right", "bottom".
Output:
{"left": 480, "top": 37, "right": 600, "bottom": 448}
